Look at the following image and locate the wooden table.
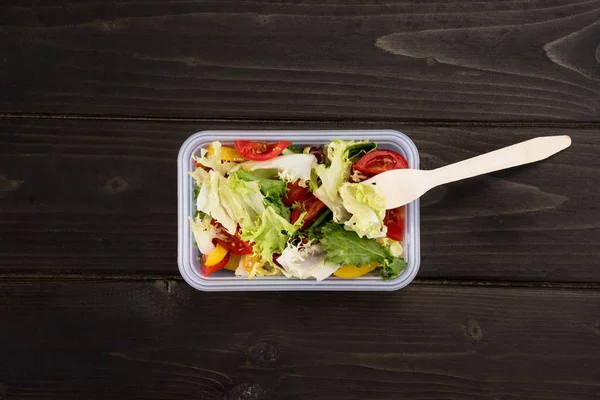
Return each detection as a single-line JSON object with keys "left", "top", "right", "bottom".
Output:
{"left": 2, "top": 1, "right": 600, "bottom": 399}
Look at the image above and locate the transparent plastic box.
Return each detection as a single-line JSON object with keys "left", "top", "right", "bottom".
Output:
{"left": 178, "top": 130, "right": 420, "bottom": 291}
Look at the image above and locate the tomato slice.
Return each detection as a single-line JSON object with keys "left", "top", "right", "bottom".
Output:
{"left": 210, "top": 220, "right": 254, "bottom": 254}
{"left": 384, "top": 206, "right": 405, "bottom": 242}
{"left": 353, "top": 149, "right": 408, "bottom": 241}
{"left": 281, "top": 180, "right": 309, "bottom": 207}
{"left": 353, "top": 149, "right": 408, "bottom": 176}
{"left": 233, "top": 140, "right": 292, "bottom": 161}
{"left": 214, "top": 236, "right": 253, "bottom": 255}
{"left": 201, "top": 251, "right": 230, "bottom": 276}
{"left": 291, "top": 194, "right": 327, "bottom": 230}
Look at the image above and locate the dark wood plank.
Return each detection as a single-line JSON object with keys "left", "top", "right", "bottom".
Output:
{"left": 1, "top": 281, "right": 600, "bottom": 399}
{"left": 1, "top": 118, "right": 599, "bottom": 282}
{"left": 2, "top": 0, "right": 600, "bottom": 121}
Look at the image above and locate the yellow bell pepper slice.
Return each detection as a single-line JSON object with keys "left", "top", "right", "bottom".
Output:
{"left": 224, "top": 254, "right": 241, "bottom": 271}
{"left": 240, "top": 254, "right": 263, "bottom": 272}
{"left": 334, "top": 262, "right": 379, "bottom": 279}
{"left": 207, "top": 144, "right": 245, "bottom": 163}
{"left": 204, "top": 244, "right": 229, "bottom": 267}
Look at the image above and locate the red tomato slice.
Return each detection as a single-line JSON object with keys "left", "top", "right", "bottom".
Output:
{"left": 353, "top": 150, "right": 408, "bottom": 241}
{"left": 210, "top": 220, "right": 254, "bottom": 254}
{"left": 384, "top": 206, "right": 405, "bottom": 242}
{"left": 353, "top": 149, "right": 408, "bottom": 176}
{"left": 233, "top": 140, "right": 292, "bottom": 161}
{"left": 201, "top": 251, "right": 231, "bottom": 276}
{"left": 281, "top": 181, "right": 309, "bottom": 207}
{"left": 214, "top": 235, "right": 253, "bottom": 255}
{"left": 291, "top": 194, "right": 327, "bottom": 230}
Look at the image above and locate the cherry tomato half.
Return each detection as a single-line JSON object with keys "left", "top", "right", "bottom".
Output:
{"left": 291, "top": 194, "right": 327, "bottom": 230}
{"left": 384, "top": 206, "right": 405, "bottom": 242}
{"left": 201, "top": 251, "right": 230, "bottom": 276}
{"left": 353, "top": 149, "right": 408, "bottom": 241}
{"left": 233, "top": 140, "right": 292, "bottom": 161}
{"left": 281, "top": 181, "right": 309, "bottom": 207}
{"left": 353, "top": 149, "right": 408, "bottom": 176}
{"left": 214, "top": 235, "right": 253, "bottom": 255}
{"left": 210, "top": 220, "right": 254, "bottom": 255}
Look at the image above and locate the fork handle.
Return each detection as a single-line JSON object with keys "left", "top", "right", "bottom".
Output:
{"left": 431, "top": 136, "right": 571, "bottom": 186}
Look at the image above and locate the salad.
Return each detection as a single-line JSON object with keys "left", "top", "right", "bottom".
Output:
{"left": 188, "top": 139, "right": 408, "bottom": 281}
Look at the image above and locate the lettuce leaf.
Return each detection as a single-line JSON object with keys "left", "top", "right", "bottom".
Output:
{"left": 241, "top": 207, "right": 301, "bottom": 266}
{"left": 312, "top": 140, "right": 353, "bottom": 204}
{"left": 378, "top": 257, "right": 407, "bottom": 280}
{"left": 319, "top": 221, "right": 390, "bottom": 266}
{"left": 230, "top": 154, "right": 317, "bottom": 187}
{"left": 277, "top": 241, "right": 340, "bottom": 281}
{"left": 312, "top": 140, "right": 373, "bottom": 223}
{"left": 189, "top": 166, "right": 209, "bottom": 186}
{"left": 339, "top": 182, "right": 387, "bottom": 238}
{"left": 219, "top": 173, "right": 265, "bottom": 233}
{"left": 189, "top": 214, "right": 219, "bottom": 254}
{"left": 314, "top": 186, "right": 350, "bottom": 223}
{"left": 319, "top": 221, "right": 406, "bottom": 279}
{"left": 192, "top": 141, "right": 236, "bottom": 175}
{"left": 196, "top": 170, "right": 237, "bottom": 234}
{"left": 346, "top": 141, "right": 377, "bottom": 161}
{"left": 232, "top": 169, "right": 290, "bottom": 221}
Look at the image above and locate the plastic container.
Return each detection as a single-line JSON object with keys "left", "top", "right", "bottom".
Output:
{"left": 178, "top": 130, "right": 420, "bottom": 291}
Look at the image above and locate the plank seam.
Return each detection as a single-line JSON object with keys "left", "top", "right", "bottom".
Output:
{"left": 1, "top": 113, "right": 600, "bottom": 128}
{"left": 0, "top": 274, "right": 599, "bottom": 290}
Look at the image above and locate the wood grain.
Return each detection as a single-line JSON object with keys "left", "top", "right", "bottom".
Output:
{"left": 1, "top": 118, "right": 599, "bottom": 282}
{"left": 1, "top": 0, "right": 600, "bottom": 121}
{"left": 1, "top": 281, "right": 600, "bottom": 399}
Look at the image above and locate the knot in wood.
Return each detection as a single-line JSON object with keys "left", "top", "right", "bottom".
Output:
{"left": 592, "top": 320, "right": 600, "bottom": 337}
{"left": 258, "top": 15, "right": 270, "bottom": 25}
{"left": 224, "top": 383, "right": 266, "bottom": 400}
{"left": 247, "top": 341, "right": 281, "bottom": 366}
{"left": 104, "top": 176, "right": 128, "bottom": 194}
{"left": 465, "top": 319, "right": 483, "bottom": 342}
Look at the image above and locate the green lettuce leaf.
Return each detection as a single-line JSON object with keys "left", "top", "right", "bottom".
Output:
{"left": 319, "top": 221, "right": 390, "bottom": 266}
{"left": 312, "top": 140, "right": 353, "bottom": 204}
{"left": 241, "top": 207, "right": 301, "bottom": 266}
{"left": 312, "top": 140, "right": 373, "bottom": 223}
{"left": 319, "top": 221, "right": 406, "bottom": 279}
{"left": 346, "top": 141, "right": 377, "bottom": 161}
{"left": 196, "top": 170, "right": 238, "bottom": 234}
{"left": 233, "top": 169, "right": 290, "bottom": 220}
{"left": 218, "top": 173, "right": 265, "bottom": 233}
{"left": 339, "top": 182, "right": 387, "bottom": 238}
{"left": 379, "top": 257, "right": 407, "bottom": 280}
{"left": 229, "top": 154, "right": 317, "bottom": 186}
